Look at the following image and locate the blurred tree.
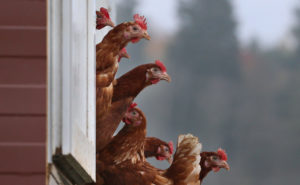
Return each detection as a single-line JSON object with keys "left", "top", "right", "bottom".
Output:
{"left": 293, "top": 1, "right": 300, "bottom": 64}
{"left": 167, "top": 0, "right": 240, "bottom": 156}
{"left": 232, "top": 4, "right": 300, "bottom": 183}
{"left": 281, "top": 1, "right": 300, "bottom": 126}
{"left": 169, "top": 0, "right": 240, "bottom": 78}
{"left": 248, "top": 36, "right": 261, "bottom": 55}
{"left": 116, "top": 0, "right": 136, "bottom": 23}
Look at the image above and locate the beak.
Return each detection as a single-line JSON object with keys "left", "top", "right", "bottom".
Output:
{"left": 143, "top": 31, "right": 151, "bottom": 40}
{"left": 107, "top": 19, "right": 115, "bottom": 27}
{"left": 167, "top": 156, "right": 173, "bottom": 164}
{"left": 123, "top": 52, "right": 130, "bottom": 59}
{"left": 160, "top": 72, "right": 171, "bottom": 82}
{"left": 220, "top": 161, "right": 230, "bottom": 171}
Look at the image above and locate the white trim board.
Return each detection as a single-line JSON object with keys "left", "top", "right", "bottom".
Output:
{"left": 47, "top": 0, "right": 114, "bottom": 181}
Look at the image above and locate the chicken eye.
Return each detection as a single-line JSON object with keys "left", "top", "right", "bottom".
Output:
{"left": 152, "top": 67, "right": 160, "bottom": 73}
{"left": 133, "top": 26, "right": 138, "bottom": 31}
{"left": 131, "top": 111, "right": 137, "bottom": 116}
{"left": 164, "top": 147, "right": 169, "bottom": 152}
{"left": 212, "top": 156, "right": 218, "bottom": 161}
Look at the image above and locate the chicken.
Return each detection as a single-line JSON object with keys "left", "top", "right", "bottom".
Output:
{"left": 96, "top": 104, "right": 201, "bottom": 185}
{"left": 199, "top": 149, "right": 230, "bottom": 184}
{"left": 97, "top": 103, "right": 146, "bottom": 166}
{"left": 96, "top": 60, "right": 171, "bottom": 152}
{"left": 96, "top": 7, "right": 114, "bottom": 30}
{"left": 96, "top": 14, "right": 150, "bottom": 123}
{"left": 112, "top": 60, "right": 171, "bottom": 102}
{"left": 144, "top": 137, "right": 173, "bottom": 163}
{"left": 97, "top": 117, "right": 173, "bottom": 163}
{"left": 96, "top": 14, "right": 150, "bottom": 85}
{"left": 96, "top": 105, "right": 173, "bottom": 163}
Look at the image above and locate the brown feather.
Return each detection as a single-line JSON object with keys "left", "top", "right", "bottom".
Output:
{"left": 112, "top": 63, "right": 156, "bottom": 102}
{"left": 97, "top": 107, "right": 201, "bottom": 185}
{"left": 95, "top": 22, "right": 137, "bottom": 134}
{"left": 163, "top": 134, "right": 201, "bottom": 185}
{"left": 96, "top": 63, "right": 158, "bottom": 153}
{"left": 97, "top": 107, "right": 147, "bottom": 165}
{"left": 96, "top": 97, "right": 133, "bottom": 152}
{"left": 96, "top": 107, "right": 161, "bottom": 185}
{"left": 96, "top": 21, "right": 153, "bottom": 148}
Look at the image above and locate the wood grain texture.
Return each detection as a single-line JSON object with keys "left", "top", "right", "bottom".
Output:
{"left": 0, "top": 0, "right": 46, "bottom": 184}
{"left": 0, "top": 87, "right": 46, "bottom": 114}
{"left": 0, "top": 0, "right": 46, "bottom": 27}
{"left": 0, "top": 145, "right": 45, "bottom": 173}
{"left": 0, "top": 57, "right": 46, "bottom": 85}
{"left": 0, "top": 116, "right": 45, "bottom": 142}
{"left": 0, "top": 29, "right": 46, "bottom": 57}
{"left": 0, "top": 175, "right": 45, "bottom": 185}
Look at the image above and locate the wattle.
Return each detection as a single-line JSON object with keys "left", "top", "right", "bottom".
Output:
{"left": 156, "top": 156, "right": 166, "bottom": 161}
{"left": 212, "top": 167, "right": 220, "bottom": 172}
{"left": 122, "top": 118, "right": 131, "bottom": 125}
{"left": 151, "top": 79, "right": 160, "bottom": 84}
{"left": 131, "top": 38, "right": 140, "bottom": 43}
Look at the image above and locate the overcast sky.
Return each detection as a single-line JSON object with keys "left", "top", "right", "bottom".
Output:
{"left": 133, "top": 0, "right": 299, "bottom": 47}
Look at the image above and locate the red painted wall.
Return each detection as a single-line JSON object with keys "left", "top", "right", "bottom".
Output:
{"left": 0, "top": 0, "right": 46, "bottom": 184}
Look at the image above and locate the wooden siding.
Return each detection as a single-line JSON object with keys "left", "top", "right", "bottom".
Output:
{"left": 0, "top": 0, "right": 46, "bottom": 184}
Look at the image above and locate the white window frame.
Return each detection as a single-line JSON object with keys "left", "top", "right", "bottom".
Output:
{"left": 47, "top": 0, "right": 115, "bottom": 182}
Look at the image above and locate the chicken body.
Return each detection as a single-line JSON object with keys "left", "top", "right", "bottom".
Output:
{"left": 96, "top": 106, "right": 148, "bottom": 185}
{"left": 98, "top": 135, "right": 202, "bottom": 185}
{"left": 96, "top": 15, "right": 150, "bottom": 127}
{"left": 97, "top": 107, "right": 147, "bottom": 166}
{"left": 96, "top": 62, "right": 171, "bottom": 152}
{"left": 95, "top": 24, "right": 128, "bottom": 119}
{"left": 96, "top": 106, "right": 201, "bottom": 185}
{"left": 96, "top": 97, "right": 133, "bottom": 151}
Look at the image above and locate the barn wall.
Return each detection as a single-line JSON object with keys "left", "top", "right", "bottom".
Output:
{"left": 0, "top": 0, "right": 46, "bottom": 185}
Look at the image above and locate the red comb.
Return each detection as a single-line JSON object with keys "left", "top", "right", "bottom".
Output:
{"left": 155, "top": 60, "right": 167, "bottom": 73}
{"left": 100, "top": 7, "right": 110, "bottom": 19}
{"left": 133, "top": 14, "right": 147, "bottom": 30}
{"left": 168, "top": 141, "right": 174, "bottom": 154}
{"left": 129, "top": 102, "right": 137, "bottom": 110}
{"left": 217, "top": 148, "right": 228, "bottom": 161}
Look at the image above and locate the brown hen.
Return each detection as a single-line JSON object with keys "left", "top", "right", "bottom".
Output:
{"left": 199, "top": 149, "right": 230, "bottom": 184}
{"left": 96, "top": 7, "right": 114, "bottom": 30}
{"left": 96, "top": 105, "right": 202, "bottom": 185}
{"left": 96, "top": 60, "right": 171, "bottom": 152}
{"left": 96, "top": 14, "right": 150, "bottom": 121}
